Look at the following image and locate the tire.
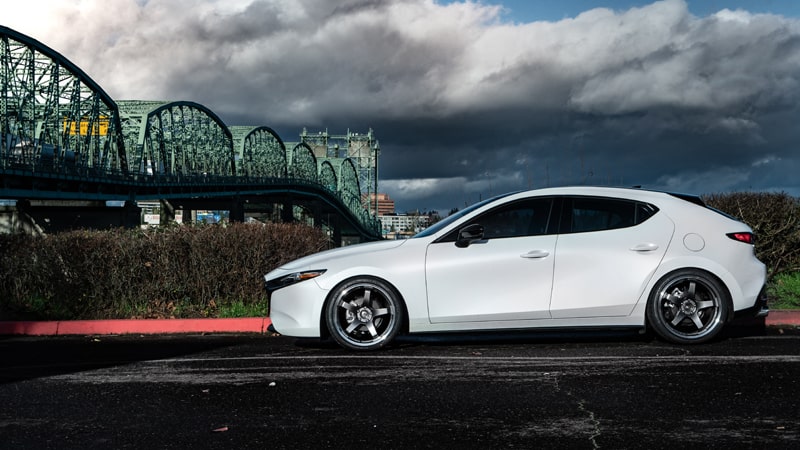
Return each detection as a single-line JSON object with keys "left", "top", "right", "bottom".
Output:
{"left": 324, "top": 277, "right": 404, "bottom": 351}
{"left": 646, "top": 269, "right": 730, "bottom": 344}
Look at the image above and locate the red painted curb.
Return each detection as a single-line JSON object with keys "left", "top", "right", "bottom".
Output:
{"left": 0, "top": 317, "right": 272, "bottom": 336}
{"left": 765, "top": 310, "right": 800, "bottom": 326}
{"left": 0, "top": 312, "right": 797, "bottom": 336}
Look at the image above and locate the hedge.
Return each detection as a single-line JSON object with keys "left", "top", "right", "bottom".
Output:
{"left": 704, "top": 192, "right": 800, "bottom": 275}
{"left": 0, "top": 222, "right": 330, "bottom": 320}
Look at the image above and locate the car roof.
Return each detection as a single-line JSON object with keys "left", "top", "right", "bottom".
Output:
{"left": 506, "top": 185, "right": 689, "bottom": 203}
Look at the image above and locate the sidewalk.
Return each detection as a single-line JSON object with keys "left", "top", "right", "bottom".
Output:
{"left": 0, "top": 312, "right": 798, "bottom": 336}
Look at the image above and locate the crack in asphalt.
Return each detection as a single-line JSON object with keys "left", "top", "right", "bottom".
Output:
{"left": 578, "top": 400, "right": 602, "bottom": 449}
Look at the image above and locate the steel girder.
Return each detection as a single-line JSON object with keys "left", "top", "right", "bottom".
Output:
{"left": 0, "top": 25, "right": 126, "bottom": 176}
{"left": 117, "top": 100, "right": 234, "bottom": 178}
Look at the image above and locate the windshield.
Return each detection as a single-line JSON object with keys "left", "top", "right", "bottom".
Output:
{"left": 412, "top": 192, "right": 517, "bottom": 238}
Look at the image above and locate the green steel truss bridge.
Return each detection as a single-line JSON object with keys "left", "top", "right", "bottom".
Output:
{"left": 0, "top": 25, "right": 381, "bottom": 242}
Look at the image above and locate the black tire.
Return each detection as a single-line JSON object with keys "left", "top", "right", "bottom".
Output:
{"left": 324, "top": 277, "right": 404, "bottom": 351}
{"left": 646, "top": 269, "right": 730, "bottom": 344}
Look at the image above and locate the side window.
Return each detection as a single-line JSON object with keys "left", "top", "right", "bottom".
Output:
{"left": 478, "top": 198, "right": 554, "bottom": 239}
{"left": 566, "top": 197, "right": 656, "bottom": 233}
{"left": 437, "top": 198, "right": 554, "bottom": 243}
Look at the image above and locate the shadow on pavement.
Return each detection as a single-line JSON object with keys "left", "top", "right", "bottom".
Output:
{"left": 293, "top": 319, "right": 796, "bottom": 351}
{"left": 0, "top": 334, "right": 260, "bottom": 384}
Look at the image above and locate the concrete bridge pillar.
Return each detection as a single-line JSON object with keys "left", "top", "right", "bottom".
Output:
{"left": 159, "top": 200, "right": 176, "bottom": 225}
{"left": 332, "top": 222, "right": 342, "bottom": 247}
{"left": 281, "top": 201, "right": 294, "bottom": 223}
{"left": 229, "top": 200, "right": 245, "bottom": 222}
{"left": 123, "top": 201, "right": 141, "bottom": 229}
{"left": 182, "top": 209, "right": 194, "bottom": 224}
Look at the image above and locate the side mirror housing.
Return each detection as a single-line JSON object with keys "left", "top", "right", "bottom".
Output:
{"left": 455, "top": 224, "right": 484, "bottom": 248}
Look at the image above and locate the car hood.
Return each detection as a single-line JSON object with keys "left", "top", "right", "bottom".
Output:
{"left": 276, "top": 239, "right": 408, "bottom": 272}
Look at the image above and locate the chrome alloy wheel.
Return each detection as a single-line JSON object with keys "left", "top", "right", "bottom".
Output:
{"left": 325, "top": 278, "right": 404, "bottom": 351}
{"left": 647, "top": 270, "right": 730, "bottom": 344}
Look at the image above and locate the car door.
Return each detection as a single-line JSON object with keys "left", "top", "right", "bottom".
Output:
{"left": 549, "top": 196, "right": 674, "bottom": 318}
{"left": 425, "top": 198, "right": 556, "bottom": 323}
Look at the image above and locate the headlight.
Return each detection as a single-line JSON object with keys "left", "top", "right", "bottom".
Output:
{"left": 264, "top": 270, "right": 326, "bottom": 293}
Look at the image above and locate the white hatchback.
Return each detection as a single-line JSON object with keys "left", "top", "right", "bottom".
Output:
{"left": 265, "top": 186, "right": 768, "bottom": 350}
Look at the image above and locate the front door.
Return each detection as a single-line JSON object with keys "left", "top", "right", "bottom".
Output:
{"left": 425, "top": 198, "right": 556, "bottom": 323}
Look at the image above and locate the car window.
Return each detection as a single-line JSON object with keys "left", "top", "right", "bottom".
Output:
{"left": 564, "top": 197, "right": 658, "bottom": 233}
{"left": 480, "top": 198, "right": 553, "bottom": 239}
{"left": 436, "top": 198, "right": 554, "bottom": 243}
{"left": 413, "top": 192, "right": 516, "bottom": 239}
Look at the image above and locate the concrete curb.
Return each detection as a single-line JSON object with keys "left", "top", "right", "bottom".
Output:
{"left": 0, "top": 317, "right": 272, "bottom": 336}
{"left": 764, "top": 310, "right": 800, "bottom": 327}
{"left": 0, "top": 312, "right": 798, "bottom": 337}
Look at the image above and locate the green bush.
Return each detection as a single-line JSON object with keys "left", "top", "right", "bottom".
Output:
{"left": 768, "top": 272, "right": 800, "bottom": 310}
{"left": 0, "top": 222, "right": 330, "bottom": 320}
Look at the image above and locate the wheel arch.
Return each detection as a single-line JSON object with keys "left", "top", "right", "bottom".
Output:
{"left": 648, "top": 256, "right": 743, "bottom": 314}
{"left": 646, "top": 267, "right": 734, "bottom": 328}
{"left": 318, "top": 274, "right": 411, "bottom": 339}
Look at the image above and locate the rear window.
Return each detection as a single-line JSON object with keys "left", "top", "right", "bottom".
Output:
{"left": 667, "top": 192, "right": 740, "bottom": 221}
{"left": 562, "top": 197, "right": 659, "bottom": 233}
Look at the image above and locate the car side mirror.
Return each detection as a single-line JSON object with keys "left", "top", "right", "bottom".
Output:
{"left": 455, "top": 224, "right": 484, "bottom": 248}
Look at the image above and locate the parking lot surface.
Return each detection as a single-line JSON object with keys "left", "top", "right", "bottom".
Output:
{"left": 1, "top": 328, "right": 799, "bottom": 449}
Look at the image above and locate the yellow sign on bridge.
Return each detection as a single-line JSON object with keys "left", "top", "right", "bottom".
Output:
{"left": 63, "top": 116, "right": 109, "bottom": 136}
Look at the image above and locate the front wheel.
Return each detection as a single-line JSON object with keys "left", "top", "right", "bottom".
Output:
{"left": 646, "top": 270, "right": 730, "bottom": 344}
{"left": 324, "top": 277, "right": 404, "bottom": 351}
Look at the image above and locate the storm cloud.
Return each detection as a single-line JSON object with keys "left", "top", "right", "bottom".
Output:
{"left": 4, "top": 0, "right": 800, "bottom": 212}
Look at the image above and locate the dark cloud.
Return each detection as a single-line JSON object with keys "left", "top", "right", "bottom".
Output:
{"left": 4, "top": 0, "right": 800, "bottom": 212}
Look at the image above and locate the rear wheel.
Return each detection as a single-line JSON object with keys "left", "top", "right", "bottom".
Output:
{"left": 647, "top": 270, "right": 730, "bottom": 344}
{"left": 324, "top": 277, "right": 404, "bottom": 351}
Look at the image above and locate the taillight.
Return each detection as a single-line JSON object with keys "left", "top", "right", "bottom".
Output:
{"left": 727, "top": 232, "right": 754, "bottom": 245}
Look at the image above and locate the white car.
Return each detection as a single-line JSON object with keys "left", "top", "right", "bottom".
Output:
{"left": 265, "top": 186, "right": 768, "bottom": 350}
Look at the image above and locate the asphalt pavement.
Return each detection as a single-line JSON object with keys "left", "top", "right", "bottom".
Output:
{"left": 1, "top": 328, "right": 799, "bottom": 449}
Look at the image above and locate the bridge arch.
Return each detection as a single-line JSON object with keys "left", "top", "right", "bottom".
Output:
{"left": 339, "top": 158, "right": 361, "bottom": 198}
{"left": 319, "top": 160, "right": 337, "bottom": 192}
{"left": 290, "top": 142, "right": 317, "bottom": 182}
{"left": 117, "top": 100, "right": 234, "bottom": 178}
{"left": 337, "top": 158, "right": 370, "bottom": 227}
{"left": 0, "top": 25, "right": 126, "bottom": 174}
{"left": 230, "top": 125, "right": 287, "bottom": 178}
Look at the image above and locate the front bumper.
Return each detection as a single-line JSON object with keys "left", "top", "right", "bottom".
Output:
{"left": 266, "top": 277, "right": 329, "bottom": 337}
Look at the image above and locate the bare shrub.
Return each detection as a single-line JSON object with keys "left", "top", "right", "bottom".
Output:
{"left": 704, "top": 191, "right": 800, "bottom": 275}
{"left": 0, "top": 222, "right": 330, "bottom": 320}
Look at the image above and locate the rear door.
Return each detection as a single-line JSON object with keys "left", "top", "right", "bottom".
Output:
{"left": 549, "top": 197, "right": 674, "bottom": 318}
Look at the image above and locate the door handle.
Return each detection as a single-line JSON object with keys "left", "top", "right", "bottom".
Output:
{"left": 521, "top": 250, "right": 550, "bottom": 259}
{"left": 630, "top": 243, "right": 659, "bottom": 252}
